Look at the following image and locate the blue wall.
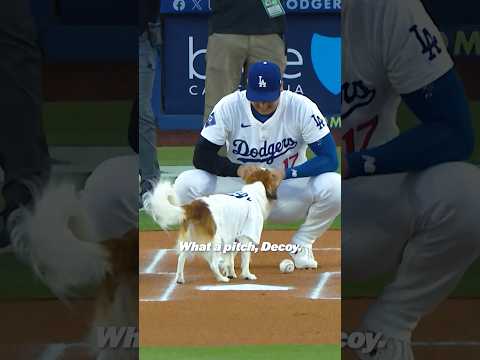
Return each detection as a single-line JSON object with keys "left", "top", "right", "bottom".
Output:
{"left": 155, "top": 9, "right": 341, "bottom": 130}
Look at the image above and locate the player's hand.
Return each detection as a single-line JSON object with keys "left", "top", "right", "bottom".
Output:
{"left": 270, "top": 168, "right": 286, "bottom": 181}
{"left": 237, "top": 165, "right": 262, "bottom": 180}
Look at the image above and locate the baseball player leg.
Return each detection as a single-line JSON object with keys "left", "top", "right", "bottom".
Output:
{"left": 81, "top": 155, "right": 138, "bottom": 240}
{"left": 0, "top": 0, "right": 50, "bottom": 247}
{"left": 342, "top": 172, "right": 413, "bottom": 281}
{"left": 173, "top": 169, "right": 218, "bottom": 205}
{"left": 139, "top": 32, "right": 160, "bottom": 191}
{"left": 265, "top": 172, "right": 340, "bottom": 269}
{"left": 290, "top": 172, "right": 341, "bottom": 247}
{"left": 247, "top": 34, "right": 287, "bottom": 75}
{"left": 359, "top": 163, "right": 480, "bottom": 341}
{"left": 291, "top": 172, "right": 341, "bottom": 268}
{"left": 174, "top": 169, "right": 245, "bottom": 205}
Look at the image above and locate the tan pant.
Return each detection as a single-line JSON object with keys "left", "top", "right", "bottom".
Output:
{"left": 203, "top": 33, "right": 287, "bottom": 120}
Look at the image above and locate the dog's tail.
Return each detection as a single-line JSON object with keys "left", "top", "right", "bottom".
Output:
{"left": 143, "top": 181, "right": 185, "bottom": 230}
{"left": 13, "top": 182, "right": 109, "bottom": 298}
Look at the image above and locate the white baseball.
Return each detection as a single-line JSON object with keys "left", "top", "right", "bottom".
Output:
{"left": 279, "top": 259, "right": 295, "bottom": 273}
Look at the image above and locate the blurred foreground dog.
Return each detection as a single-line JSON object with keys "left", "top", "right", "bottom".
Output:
{"left": 144, "top": 168, "right": 281, "bottom": 284}
{"left": 10, "top": 183, "right": 138, "bottom": 360}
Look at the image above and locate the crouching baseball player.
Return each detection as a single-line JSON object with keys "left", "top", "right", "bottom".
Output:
{"left": 341, "top": 0, "right": 480, "bottom": 358}
{"left": 174, "top": 61, "right": 341, "bottom": 269}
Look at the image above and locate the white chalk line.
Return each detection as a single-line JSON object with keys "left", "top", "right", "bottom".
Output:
{"left": 142, "top": 276, "right": 178, "bottom": 302}
{"left": 140, "top": 271, "right": 176, "bottom": 275}
{"left": 309, "top": 271, "right": 341, "bottom": 300}
{"left": 140, "top": 248, "right": 178, "bottom": 301}
{"left": 139, "top": 248, "right": 339, "bottom": 274}
{"left": 159, "top": 276, "right": 178, "bottom": 301}
{"left": 140, "top": 248, "right": 340, "bottom": 301}
{"left": 143, "top": 249, "right": 168, "bottom": 274}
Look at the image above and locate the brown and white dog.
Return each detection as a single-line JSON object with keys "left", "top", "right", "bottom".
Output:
{"left": 143, "top": 168, "right": 282, "bottom": 284}
{"left": 10, "top": 183, "right": 138, "bottom": 360}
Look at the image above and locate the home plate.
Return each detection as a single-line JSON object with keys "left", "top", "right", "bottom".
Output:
{"left": 197, "top": 284, "right": 295, "bottom": 291}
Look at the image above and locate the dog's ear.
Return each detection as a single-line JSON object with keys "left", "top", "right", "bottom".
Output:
{"left": 244, "top": 169, "right": 267, "bottom": 185}
{"left": 244, "top": 169, "right": 278, "bottom": 200}
{"left": 264, "top": 172, "right": 279, "bottom": 200}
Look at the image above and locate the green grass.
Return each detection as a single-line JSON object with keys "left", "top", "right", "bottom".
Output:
{"left": 140, "top": 344, "right": 340, "bottom": 360}
{"left": 157, "top": 147, "right": 194, "bottom": 166}
{"left": 0, "top": 254, "right": 53, "bottom": 299}
{"left": 43, "top": 101, "right": 131, "bottom": 146}
{"left": 0, "top": 253, "right": 97, "bottom": 299}
{"left": 343, "top": 258, "right": 480, "bottom": 298}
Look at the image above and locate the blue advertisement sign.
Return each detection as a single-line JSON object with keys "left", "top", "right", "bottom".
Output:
{"left": 283, "top": 0, "right": 341, "bottom": 13}
{"left": 160, "top": 0, "right": 341, "bottom": 14}
{"left": 161, "top": 13, "right": 340, "bottom": 117}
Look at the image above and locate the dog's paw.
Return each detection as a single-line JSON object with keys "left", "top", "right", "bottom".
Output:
{"left": 242, "top": 273, "right": 257, "bottom": 281}
{"left": 175, "top": 276, "right": 185, "bottom": 284}
{"left": 227, "top": 271, "right": 237, "bottom": 279}
{"left": 217, "top": 276, "right": 230, "bottom": 283}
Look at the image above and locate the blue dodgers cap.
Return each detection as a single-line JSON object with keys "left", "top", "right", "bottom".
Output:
{"left": 246, "top": 61, "right": 282, "bottom": 102}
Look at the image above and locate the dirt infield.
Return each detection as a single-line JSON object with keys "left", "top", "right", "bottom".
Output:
{"left": 342, "top": 298, "right": 480, "bottom": 360}
{"left": 0, "top": 299, "right": 95, "bottom": 359}
{"left": 139, "top": 230, "right": 341, "bottom": 347}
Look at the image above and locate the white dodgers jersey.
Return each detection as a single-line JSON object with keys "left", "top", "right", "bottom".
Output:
{"left": 201, "top": 90, "right": 330, "bottom": 170}
{"left": 340, "top": 0, "right": 453, "bottom": 154}
{"left": 202, "top": 182, "right": 266, "bottom": 245}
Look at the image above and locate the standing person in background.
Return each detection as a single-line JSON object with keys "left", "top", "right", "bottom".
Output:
{"left": 204, "top": 0, "right": 287, "bottom": 121}
{"left": 0, "top": 0, "right": 50, "bottom": 249}
{"left": 138, "top": 0, "right": 161, "bottom": 207}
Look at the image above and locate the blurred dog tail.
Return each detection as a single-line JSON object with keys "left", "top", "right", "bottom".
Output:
{"left": 16, "top": 182, "right": 109, "bottom": 298}
{"left": 142, "top": 181, "right": 185, "bottom": 230}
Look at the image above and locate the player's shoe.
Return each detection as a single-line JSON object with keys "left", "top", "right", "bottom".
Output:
{"left": 290, "top": 246, "right": 318, "bottom": 269}
{"left": 356, "top": 337, "right": 414, "bottom": 360}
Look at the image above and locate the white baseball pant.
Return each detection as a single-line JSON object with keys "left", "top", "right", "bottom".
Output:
{"left": 342, "top": 162, "right": 480, "bottom": 340}
{"left": 80, "top": 155, "right": 139, "bottom": 241}
{"left": 174, "top": 169, "right": 341, "bottom": 248}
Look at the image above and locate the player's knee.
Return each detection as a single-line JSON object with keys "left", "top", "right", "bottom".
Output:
{"left": 418, "top": 163, "right": 480, "bottom": 255}
{"left": 173, "top": 169, "right": 217, "bottom": 205}
{"left": 312, "top": 172, "right": 341, "bottom": 216}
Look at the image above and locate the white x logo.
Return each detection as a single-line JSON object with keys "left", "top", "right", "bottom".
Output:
{"left": 192, "top": 0, "right": 203, "bottom": 10}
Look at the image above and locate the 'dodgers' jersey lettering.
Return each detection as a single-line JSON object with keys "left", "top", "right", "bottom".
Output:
{"left": 201, "top": 90, "right": 330, "bottom": 169}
